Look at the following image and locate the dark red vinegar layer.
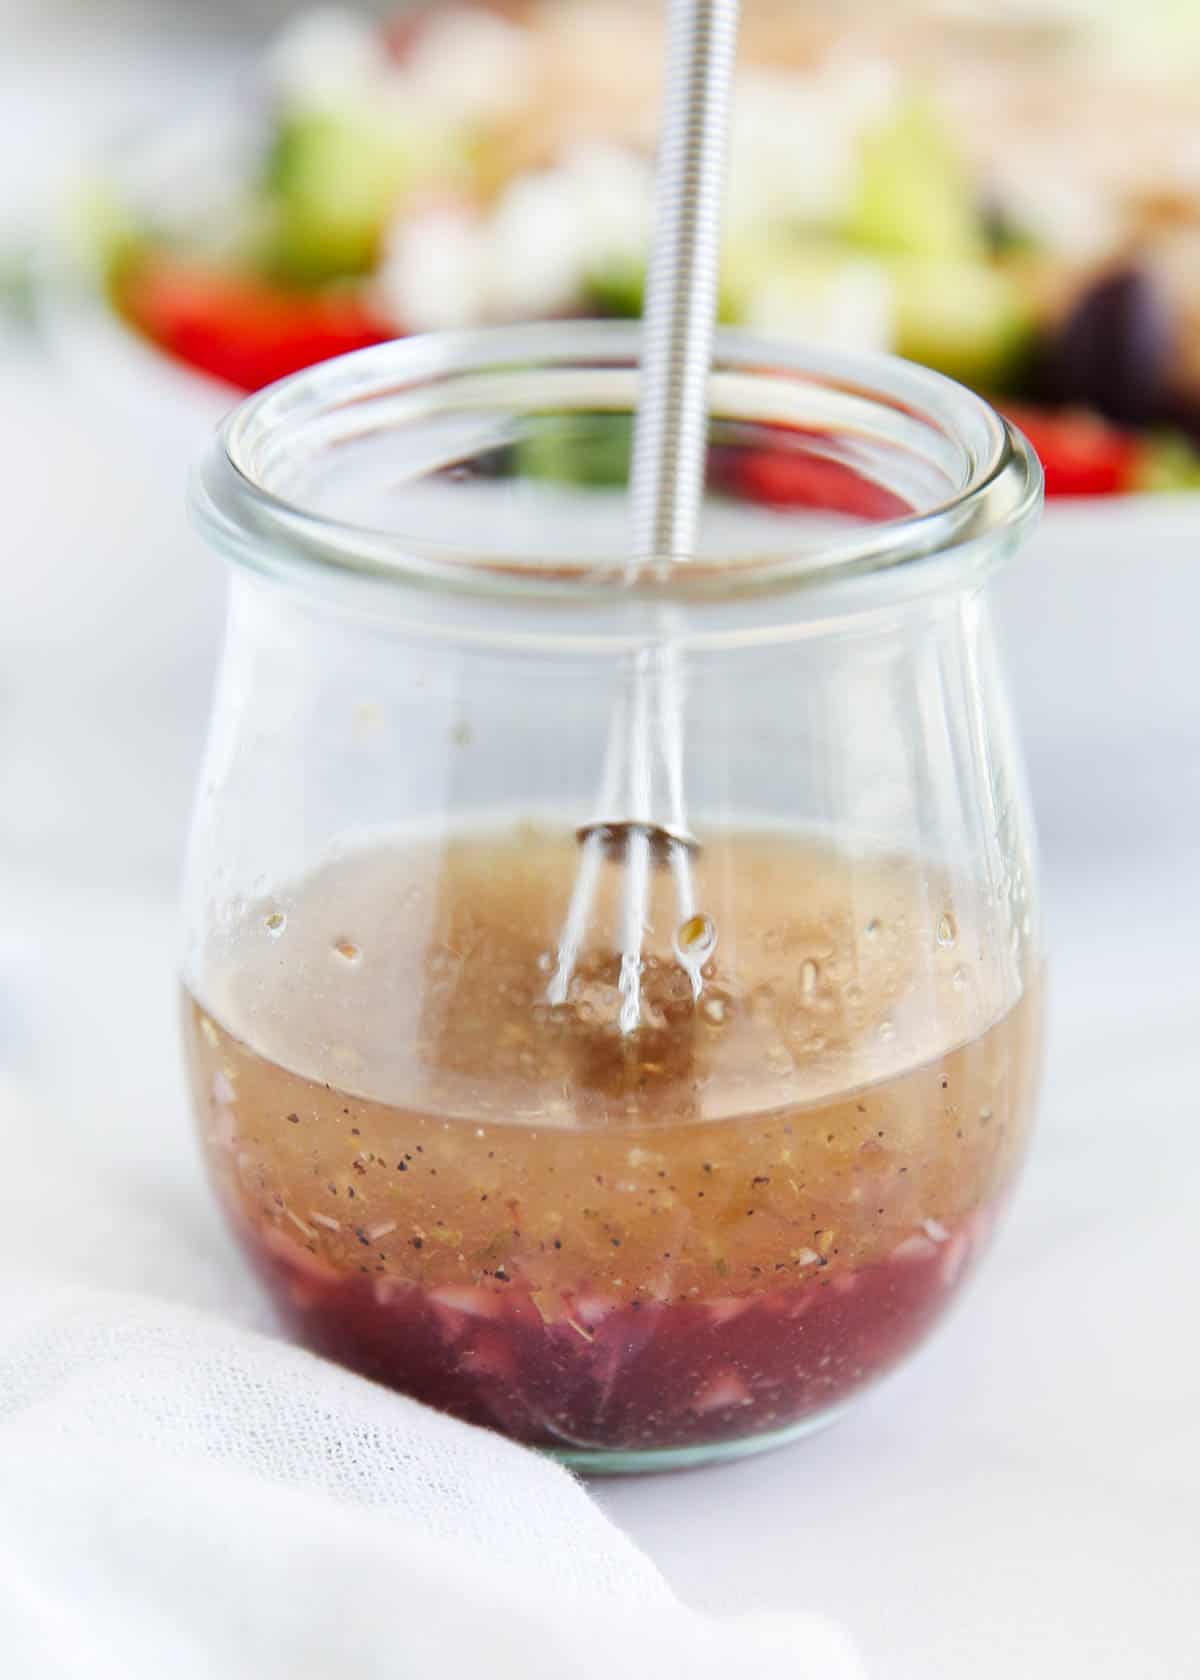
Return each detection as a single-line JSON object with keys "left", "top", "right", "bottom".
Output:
{"left": 240, "top": 1203, "right": 993, "bottom": 1451}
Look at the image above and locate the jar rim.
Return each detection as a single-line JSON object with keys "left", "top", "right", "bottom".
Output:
{"left": 191, "top": 321, "right": 1042, "bottom": 609}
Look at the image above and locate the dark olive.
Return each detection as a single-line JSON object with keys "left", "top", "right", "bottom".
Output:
{"left": 1160, "top": 388, "right": 1200, "bottom": 447}
{"left": 1041, "top": 266, "right": 1172, "bottom": 428}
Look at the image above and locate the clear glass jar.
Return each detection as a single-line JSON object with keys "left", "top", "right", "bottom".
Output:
{"left": 183, "top": 322, "right": 1044, "bottom": 1472}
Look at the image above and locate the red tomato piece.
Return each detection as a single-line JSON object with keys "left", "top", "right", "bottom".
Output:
{"left": 118, "top": 254, "right": 396, "bottom": 392}
{"left": 1001, "top": 404, "right": 1144, "bottom": 498}
{"left": 384, "top": 0, "right": 531, "bottom": 60}
{"left": 733, "top": 448, "right": 913, "bottom": 521}
{"left": 382, "top": 12, "right": 428, "bottom": 61}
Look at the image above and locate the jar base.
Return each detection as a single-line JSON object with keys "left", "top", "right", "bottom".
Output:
{"left": 544, "top": 1402, "right": 848, "bottom": 1476}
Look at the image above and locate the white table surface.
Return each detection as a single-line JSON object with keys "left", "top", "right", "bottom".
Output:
{"left": 3, "top": 30, "right": 1199, "bottom": 1679}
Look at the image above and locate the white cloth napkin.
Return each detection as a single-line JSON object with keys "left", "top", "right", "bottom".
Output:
{"left": 0, "top": 1064, "right": 862, "bottom": 1680}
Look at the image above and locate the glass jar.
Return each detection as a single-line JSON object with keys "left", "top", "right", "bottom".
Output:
{"left": 183, "top": 322, "right": 1044, "bottom": 1472}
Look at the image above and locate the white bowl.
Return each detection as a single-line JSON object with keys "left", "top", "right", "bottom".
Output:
{"left": 993, "top": 496, "right": 1200, "bottom": 887}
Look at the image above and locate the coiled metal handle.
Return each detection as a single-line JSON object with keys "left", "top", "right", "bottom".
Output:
{"left": 629, "top": 0, "right": 740, "bottom": 566}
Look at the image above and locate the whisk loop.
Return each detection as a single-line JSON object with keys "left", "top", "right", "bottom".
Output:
{"left": 546, "top": 0, "right": 739, "bottom": 1033}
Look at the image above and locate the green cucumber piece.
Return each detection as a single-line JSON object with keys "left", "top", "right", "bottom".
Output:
{"left": 890, "top": 256, "right": 1035, "bottom": 388}
{"left": 517, "top": 413, "right": 633, "bottom": 488}
{"left": 847, "top": 95, "right": 984, "bottom": 262}
{"left": 1134, "top": 431, "right": 1200, "bottom": 492}
{"left": 265, "top": 107, "right": 467, "bottom": 285}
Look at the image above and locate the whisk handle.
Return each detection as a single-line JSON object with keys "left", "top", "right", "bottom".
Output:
{"left": 629, "top": 0, "right": 740, "bottom": 566}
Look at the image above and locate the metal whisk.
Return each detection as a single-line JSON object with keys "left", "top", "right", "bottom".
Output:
{"left": 547, "top": 0, "right": 740, "bottom": 1034}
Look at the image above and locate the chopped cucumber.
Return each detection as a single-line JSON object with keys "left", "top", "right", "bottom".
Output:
{"left": 68, "top": 183, "right": 148, "bottom": 290}
{"left": 265, "top": 107, "right": 467, "bottom": 285}
{"left": 889, "top": 256, "right": 1035, "bottom": 389}
{"left": 1134, "top": 431, "right": 1200, "bottom": 492}
{"left": 517, "top": 413, "right": 633, "bottom": 488}
{"left": 583, "top": 257, "right": 646, "bottom": 320}
{"left": 847, "top": 95, "right": 984, "bottom": 262}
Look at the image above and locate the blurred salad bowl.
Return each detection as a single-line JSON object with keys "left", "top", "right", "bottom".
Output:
{"left": 43, "top": 1, "right": 1200, "bottom": 494}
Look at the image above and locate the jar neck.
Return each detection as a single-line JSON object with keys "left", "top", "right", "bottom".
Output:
{"left": 192, "top": 323, "right": 1042, "bottom": 650}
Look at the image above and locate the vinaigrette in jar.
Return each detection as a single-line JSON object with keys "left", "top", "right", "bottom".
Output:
{"left": 185, "top": 825, "right": 1040, "bottom": 1467}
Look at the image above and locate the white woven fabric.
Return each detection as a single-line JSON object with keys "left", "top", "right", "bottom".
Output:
{"left": 0, "top": 1070, "right": 862, "bottom": 1680}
